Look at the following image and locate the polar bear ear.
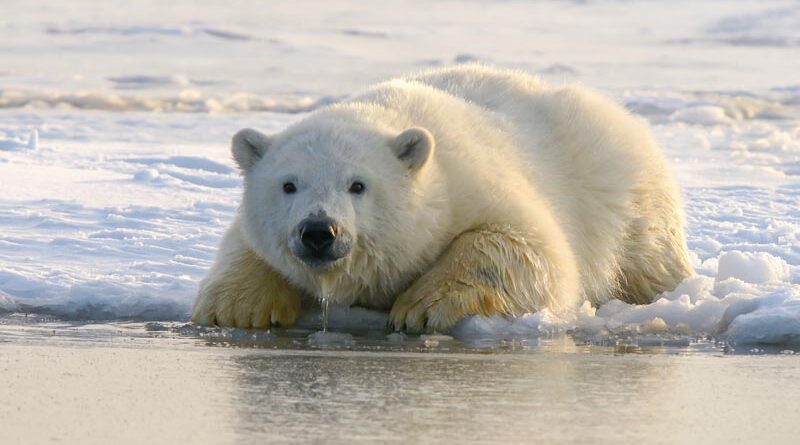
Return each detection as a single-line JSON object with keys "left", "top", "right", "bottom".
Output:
{"left": 231, "top": 128, "right": 272, "bottom": 171}
{"left": 391, "top": 127, "right": 434, "bottom": 172}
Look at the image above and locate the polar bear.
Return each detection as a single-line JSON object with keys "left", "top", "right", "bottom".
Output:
{"left": 192, "top": 65, "right": 692, "bottom": 333}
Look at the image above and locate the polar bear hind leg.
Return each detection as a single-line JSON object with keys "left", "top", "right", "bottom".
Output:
{"left": 615, "top": 191, "right": 693, "bottom": 305}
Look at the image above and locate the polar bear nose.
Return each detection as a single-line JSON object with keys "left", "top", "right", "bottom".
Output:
{"left": 299, "top": 218, "right": 337, "bottom": 254}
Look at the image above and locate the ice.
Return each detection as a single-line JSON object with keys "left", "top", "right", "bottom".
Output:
{"left": 0, "top": 292, "right": 18, "bottom": 311}
{"left": 295, "top": 305, "right": 388, "bottom": 333}
{"left": 717, "top": 251, "right": 791, "bottom": 283}
{"left": 308, "top": 331, "right": 355, "bottom": 347}
{"left": 420, "top": 334, "right": 455, "bottom": 348}
{"left": 1, "top": 0, "right": 799, "bottom": 347}
{"left": 706, "top": 6, "right": 800, "bottom": 47}
{"left": 133, "top": 169, "right": 160, "bottom": 182}
{"left": 451, "top": 309, "right": 571, "bottom": 339}
{"left": 670, "top": 106, "right": 731, "bottom": 126}
{"left": 385, "top": 332, "right": 407, "bottom": 342}
{"left": 27, "top": 129, "right": 38, "bottom": 150}
{"left": 713, "top": 286, "right": 800, "bottom": 345}
{"left": 0, "top": 88, "right": 331, "bottom": 113}
{"left": 0, "top": 128, "right": 38, "bottom": 151}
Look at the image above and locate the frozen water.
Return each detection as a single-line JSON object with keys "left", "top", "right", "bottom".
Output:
{"left": 1, "top": 0, "right": 799, "bottom": 349}
{"left": 308, "top": 330, "right": 355, "bottom": 347}
{"left": 1, "top": 320, "right": 799, "bottom": 444}
{"left": 717, "top": 251, "right": 791, "bottom": 283}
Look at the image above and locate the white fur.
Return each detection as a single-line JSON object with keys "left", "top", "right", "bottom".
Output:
{"left": 193, "top": 65, "right": 692, "bottom": 330}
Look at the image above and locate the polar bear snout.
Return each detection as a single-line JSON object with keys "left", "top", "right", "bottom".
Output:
{"left": 300, "top": 219, "right": 336, "bottom": 252}
{"left": 292, "top": 217, "right": 351, "bottom": 268}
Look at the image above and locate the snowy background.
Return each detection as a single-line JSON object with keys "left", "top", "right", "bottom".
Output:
{"left": 1, "top": 0, "right": 799, "bottom": 346}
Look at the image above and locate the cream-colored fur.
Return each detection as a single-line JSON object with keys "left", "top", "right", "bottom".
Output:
{"left": 191, "top": 65, "right": 692, "bottom": 333}
{"left": 192, "top": 220, "right": 302, "bottom": 328}
{"left": 389, "top": 224, "right": 578, "bottom": 332}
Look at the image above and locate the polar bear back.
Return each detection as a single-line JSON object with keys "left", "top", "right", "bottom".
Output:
{"left": 405, "top": 65, "right": 688, "bottom": 303}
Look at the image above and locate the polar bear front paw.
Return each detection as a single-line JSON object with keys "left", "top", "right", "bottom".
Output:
{"left": 388, "top": 226, "right": 564, "bottom": 334}
{"left": 192, "top": 284, "right": 301, "bottom": 329}
{"left": 191, "top": 250, "right": 303, "bottom": 329}
{"left": 389, "top": 280, "right": 509, "bottom": 334}
{"left": 388, "top": 288, "right": 460, "bottom": 334}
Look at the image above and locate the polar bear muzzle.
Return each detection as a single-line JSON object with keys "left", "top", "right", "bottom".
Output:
{"left": 291, "top": 215, "right": 351, "bottom": 268}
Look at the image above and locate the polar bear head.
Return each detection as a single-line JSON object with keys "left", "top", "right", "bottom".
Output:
{"left": 232, "top": 110, "right": 437, "bottom": 303}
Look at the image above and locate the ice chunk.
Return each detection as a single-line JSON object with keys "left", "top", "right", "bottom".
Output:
{"left": 717, "top": 251, "right": 790, "bottom": 284}
{"left": 27, "top": 129, "right": 38, "bottom": 150}
{"left": 724, "top": 296, "right": 800, "bottom": 346}
{"left": 386, "top": 332, "right": 407, "bottom": 342}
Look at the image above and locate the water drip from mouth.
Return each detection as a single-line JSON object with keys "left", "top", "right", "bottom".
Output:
{"left": 306, "top": 275, "right": 355, "bottom": 347}
{"left": 319, "top": 275, "right": 333, "bottom": 333}
{"left": 321, "top": 297, "right": 330, "bottom": 332}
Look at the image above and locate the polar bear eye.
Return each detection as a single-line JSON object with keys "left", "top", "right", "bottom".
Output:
{"left": 349, "top": 181, "right": 366, "bottom": 194}
{"left": 282, "top": 182, "right": 297, "bottom": 194}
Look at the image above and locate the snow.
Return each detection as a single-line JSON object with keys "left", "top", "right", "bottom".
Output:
{"left": 670, "top": 106, "right": 732, "bottom": 126}
{"left": 1, "top": 0, "right": 799, "bottom": 348}
{"left": 717, "top": 251, "right": 791, "bottom": 283}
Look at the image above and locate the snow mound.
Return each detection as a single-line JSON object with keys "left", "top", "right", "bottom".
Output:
{"left": 0, "top": 88, "right": 338, "bottom": 113}
{"left": 0, "top": 129, "right": 38, "bottom": 151}
{"left": 452, "top": 309, "right": 570, "bottom": 339}
{"left": 452, "top": 250, "right": 800, "bottom": 346}
{"left": 45, "top": 24, "right": 253, "bottom": 41}
{"left": 717, "top": 251, "right": 791, "bottom": 283}
{"left": 452, "top": 282, "right": 800, "bottom": 347}
{"left": 671, "top": 106, "right": 731, "bottom": 125}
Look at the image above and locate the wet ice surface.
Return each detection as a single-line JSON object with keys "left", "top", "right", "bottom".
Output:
{"left": 1, "top": 2, "right": 800, "bottom": 346}
{"left": 2, "top": 317, "right": 800, "bottom": 445}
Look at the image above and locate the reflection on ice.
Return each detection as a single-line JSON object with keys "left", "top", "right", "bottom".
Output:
{"left": 308, "top": 331, "right": 355, "bottom": 347}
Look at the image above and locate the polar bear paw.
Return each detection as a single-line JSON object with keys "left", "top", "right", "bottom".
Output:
{"left": 191, "top": 250, "right": 303, "bottom": 329}
{"left": 389, "top": 289, "right": 464, "bottom": 334}
{"left": 388, "top": 226, "right": 558, "bottom": 334}
{"left": 389, "top": 276, "right": 510, "bottom": 334}
{"left": 192, "top": 284, "right": 301, "bottom": 329}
